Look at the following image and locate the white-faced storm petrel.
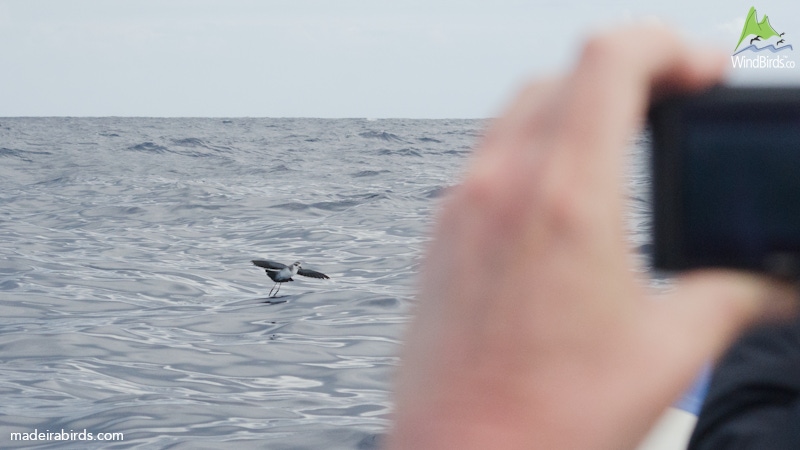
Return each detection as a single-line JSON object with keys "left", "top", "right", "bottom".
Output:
{"left": 251, "top": 260, "right": 330, "bottom": 297}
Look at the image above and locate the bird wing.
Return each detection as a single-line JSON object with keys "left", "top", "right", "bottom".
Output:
{"left": 297, "top": 268, "right": 329, "bottom": 279}
{"left": 252, "top": 260, "right": 286, "bottom": 271}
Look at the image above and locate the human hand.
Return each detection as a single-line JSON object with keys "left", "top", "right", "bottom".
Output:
{"left": 388, "top": 25, "right": 797, "bottom": 449}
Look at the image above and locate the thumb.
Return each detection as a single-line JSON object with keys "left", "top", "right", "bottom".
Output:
{"left": 649, "top": 271, "right": 797, "bottom": 373}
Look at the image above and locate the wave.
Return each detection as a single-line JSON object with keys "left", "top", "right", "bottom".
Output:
{"left": 310, "top": 199, "right": 362, "bottom": 211}
{"left": 172, "top": 137, "right": 232, "bottom": 153}
{"left": 0, "top": 117, "right": 487, "bottom": 449}
{"left": 78, "top": 205, "right": 147, "bottom": 218}
{"left": 424, "top": 186, "right": 449, "bottom": 198}
{"left": 127, "top": 142, "right": 169, "bottom": 153}
{"left": 270, "top": 164, "right": 295, "bottom": 173}
{"left": 0, "top": 147, "right": 52, "bottom": 162}
{"left": 32, "top": 175, "right": 76, "bottom": 186}
{"left": 172, "top": 137, "right": 208, "bottom": 147}
{"left": 359, "top": 131, "right": 406, "bottom": 142}
{"left": 352, "top": 170, "right": 390, "bottom": 178}
{"left": 270, "top": 193, "right": 388, "bottom": 212}
{"left": 378, "top": 148, "right": 422, "bottom": 157}
{"left": 125, "top": 139, "right": 233, "bottom": 159}
{"left": 270, "top": 202, "right": 311, "bottom": 211}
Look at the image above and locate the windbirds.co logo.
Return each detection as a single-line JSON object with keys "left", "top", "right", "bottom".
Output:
{"left": 731, "top": 6, "right": 795, "bottom": 69}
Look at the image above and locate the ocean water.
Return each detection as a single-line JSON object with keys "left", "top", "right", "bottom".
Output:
{"left": 0, "top": 118, "right": 657, "bottom": 449}
{"left": 0, "top": 118, "right": 482, "bottom": 449}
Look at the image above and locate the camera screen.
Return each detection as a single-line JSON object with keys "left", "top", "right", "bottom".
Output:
{"left": 682, "top": 109, "right": 800, "bottom": 267}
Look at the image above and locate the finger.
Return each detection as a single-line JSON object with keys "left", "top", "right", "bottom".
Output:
{"left": 548, "top": 25, "right": 726, "bottom": 248}
{"left": 479, "top": 76, "right": 564, "bottom": 154}
{"left": 465, "top": 76, "right": 565, "bottom": 187}
{"left": 560, "top": 24, "right": 727, "bottom": 164}
{"left": 469, "top": 25, "right": 727, "bottom": 217}
{"left": 645, "top": 271, "right": 797, "bottom": 387}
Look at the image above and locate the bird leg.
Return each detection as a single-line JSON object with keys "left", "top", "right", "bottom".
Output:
{"left": 269, "top": 282, "right": 279, "bottom": 297}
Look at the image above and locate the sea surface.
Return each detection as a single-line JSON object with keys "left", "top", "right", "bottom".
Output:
{"left": 0, "top": 118, "right": 657, "bottom": 449}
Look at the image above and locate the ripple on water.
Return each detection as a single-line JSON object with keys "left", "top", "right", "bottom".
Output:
{"left": 0, "top": 118, "right": 655, "bottom": 448}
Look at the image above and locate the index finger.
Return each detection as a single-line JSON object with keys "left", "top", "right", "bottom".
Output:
{"left": 560, "top": 24, "right": 727, "bottom": 170}
{"left": 470, "top": 25, "right": 727, "bottom": 207}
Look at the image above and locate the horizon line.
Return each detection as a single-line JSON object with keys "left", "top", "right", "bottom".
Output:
{"left": 0, "top": 115, "right": 490, "bottom": 120}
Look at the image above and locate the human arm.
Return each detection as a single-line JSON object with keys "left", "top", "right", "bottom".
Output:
{"left": 387, "top": 25, "right": 797, "bottom": 450}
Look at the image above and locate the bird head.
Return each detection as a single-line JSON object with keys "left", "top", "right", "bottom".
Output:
{"left": 291, "top": 261, "right": 303, "bottom": 269}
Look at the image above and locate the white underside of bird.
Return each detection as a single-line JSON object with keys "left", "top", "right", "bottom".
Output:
{"left": 251, "top": 260, "right": 330, "bottom": 297}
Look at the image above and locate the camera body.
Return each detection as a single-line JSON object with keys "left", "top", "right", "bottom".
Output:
{"left": 649, "top": 86, "right": 800, "bottom": 277}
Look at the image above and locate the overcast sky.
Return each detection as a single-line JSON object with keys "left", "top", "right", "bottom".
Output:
{"left": 1, "top": 0, "right": 798, "bottom": 118}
